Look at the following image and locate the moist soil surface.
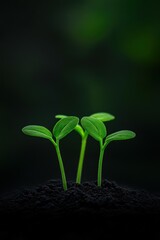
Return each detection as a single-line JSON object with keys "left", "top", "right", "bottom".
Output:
{"left": 0, "top": 180, "right": 160, "bottom": 240}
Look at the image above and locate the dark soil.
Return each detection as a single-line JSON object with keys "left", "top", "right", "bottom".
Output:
{"left": 0, "top": 180, "right": 160, "bottom": 240}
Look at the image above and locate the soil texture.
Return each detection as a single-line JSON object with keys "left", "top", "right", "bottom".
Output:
{"left": 0, "top": 180, "right": 160, "bottom": 240}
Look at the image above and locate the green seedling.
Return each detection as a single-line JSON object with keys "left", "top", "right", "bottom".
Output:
{"left": 55, "top": 114, "right": 87, "bottom": 184}
{"left": 56, "top": 112, "right": 115, "bottom": 184}
{"left": 22, "top": 116, "right": 79, "bottom": 190}
{"left": 81, "top": 116, "right": 136, "bottom": 187}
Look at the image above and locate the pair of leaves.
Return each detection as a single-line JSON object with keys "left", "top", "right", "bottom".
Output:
{"left": 55, "top": 112, "right": 115, "bottom": 138}
{"left": 81, "top": 116, "right": 136, "bottom": 145}
{"left": 22, "top": 117, "right": 79, "bottom": 141}
{"left": 56, "top": 112, "right": 115, "bottom": 122}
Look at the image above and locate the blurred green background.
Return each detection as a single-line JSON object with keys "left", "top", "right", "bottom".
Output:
{"left": 1, "top": 0, "right": 160, "bottom": 192}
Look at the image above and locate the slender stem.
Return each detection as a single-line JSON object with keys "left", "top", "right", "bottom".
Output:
{"left": 97, "top": 141, "right": 105, "bottom": 187}
{"left": 50, "top": 138, "right": 57, "bottom": 147}
{"left": 51, "top": 139, "right": 67, "bottom": 190}
{"left": 76, "top": 133, "right": 88, "bottom": 184}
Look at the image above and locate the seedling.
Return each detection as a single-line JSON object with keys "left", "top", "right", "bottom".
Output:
{"left": 22, "top": 112, "right": 136, "bottom": 190}
{"left": 56, "top": 112, "right": 115, "bottom": 184}
{"left": 81, "top": 116, "right": 136, "bottom": 187}
{"left": 22, "top": 116, "right": 79, "bottom": 190}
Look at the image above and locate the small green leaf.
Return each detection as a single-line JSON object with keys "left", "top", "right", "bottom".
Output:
{"left": 81, "top": 117, "right": 107, "bottom": 141}
{"left": 55, "top": 114, "right": 68, "bottom": 119}
{"left": 55, "top": 114, "right": 84, "bottom": 137}
{"left": 75, "top": 124, "right": 85, "bottom": 137}
{"left": 22, "top": 125, "right": 53, "bottom": 140}
{"left": 53, "top": 116, "right": 79, "bottom": 140}
{"left": 91, "top": 112, "right": 115, "bottom": 122}
{"left": 104, "top": 130, "right": 136, "bottom": 146}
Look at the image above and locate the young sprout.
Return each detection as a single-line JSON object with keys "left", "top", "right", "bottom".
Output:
{"left": 55, "top": 114, "right": 86, "bottom": 184}
{"left": 22, "top": 116, "right": 79, "bottom": 190}
{"left": 56, "top": 112, "right": 115, "bottom": 184}
{"left": 81, "top": 116, "right": 136, "bottom": 187}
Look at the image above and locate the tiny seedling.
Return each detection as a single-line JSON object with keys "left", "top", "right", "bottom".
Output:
{"left": 22, "top": 116, "right": 79, "bottom": 190}
{"left": 81, "top": 116, "right": 136, "bottom": 187}
{"left": 55, "top": 112, "right": 115, "bottom": 184}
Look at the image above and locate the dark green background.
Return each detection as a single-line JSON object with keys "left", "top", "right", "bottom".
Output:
{"left": 1, "top": 0, "right": 160, "bottom": 192}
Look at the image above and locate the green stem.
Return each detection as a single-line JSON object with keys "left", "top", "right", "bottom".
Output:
{"left": 51, "top": 139, "right": 67, "bottom": 190}
{"left": 97, "top": 141, "right": 105, "bottom": 187}
{"left": 76, "top": 133, "right": 88, "bottom": 184}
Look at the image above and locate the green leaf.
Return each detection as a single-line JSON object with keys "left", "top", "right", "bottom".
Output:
{"left": 75, "top": 124, "right": 85, "bottom": 137}
{"left": 81, "top": 117, "right": 107, "bottom": 141}
{"left": 22, "top": 125, "right": 53, "bottom": 140}
{"left": 91, "top": 112, "right": 115, "bottom": 122}
{"left": 55, "top": 114, "right": 68, "bottom": 119}
{"left": 53, "top": 116, "right": 79, "bottom": 140}
{"left": 55, "top": 114, "right": 84, "bottom": 137}
{"left": 104, "top": 130, "right": 136, "bottom": 146}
